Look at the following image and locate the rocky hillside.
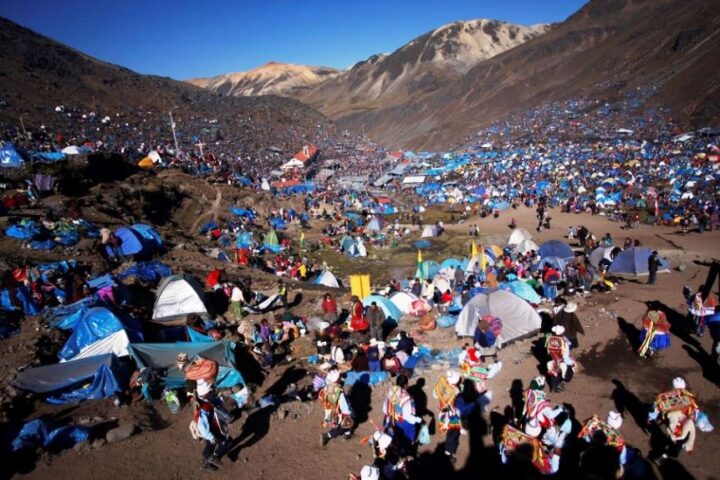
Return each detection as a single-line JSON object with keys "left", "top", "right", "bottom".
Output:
{"left": 188, "top": 62, "right": 340, "bottom": 97}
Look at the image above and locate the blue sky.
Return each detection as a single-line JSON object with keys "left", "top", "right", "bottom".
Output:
{"left": 0, "top": 0, "right": 587, "bottom": 79}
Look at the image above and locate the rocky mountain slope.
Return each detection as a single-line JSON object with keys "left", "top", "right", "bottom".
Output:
{"left": 188, "top": 62, "right": 340, "bottom": 97}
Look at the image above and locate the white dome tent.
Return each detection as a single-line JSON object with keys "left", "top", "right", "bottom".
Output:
{"left": 152, "top": 274, "right": 208, "bottom": 326}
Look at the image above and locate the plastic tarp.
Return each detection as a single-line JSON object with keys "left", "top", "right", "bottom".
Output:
{"left": 12, "top": 419, "right": 89, "bottom": 452}
{"left": 117, "top": 261, "right": 172, "bottom": 283}
{"left": 313, "top": 271, "right": 340, "bottom": 288}
{"left": 455, "top": 289, "right": 541, "bottom": 346}
{"left": 131, "top": 224, "right": 163, "bottom": 248}
{"left": 363, "top": 295, "right": 403, "bottom": 325}
{"left": 58, "top": 307, "right": 143, "bottom": 362}
{"left": 508, "top": 228, "right": 533, "bottom": 245}
{"left": 152, "top": 275, "right": 207, "bottom": 325}
{"left": 0, "top": 143, "right": 23, "bottom": 168}
{"left": 32, "top": 152, "right": 67, "bottom": 163}
{"left": 608, "top": 247, "right": 671, "bottom": 276}
{"left": 128, "top": 341, "right": 243, "bottom": 389}
{"left": 538, "top": 240, "right": 574, "bottom": 259}
{"left": 14, "top": 353, "right": 123, "bottom": 403}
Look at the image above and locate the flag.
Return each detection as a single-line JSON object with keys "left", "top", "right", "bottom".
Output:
{"left": 415, "top": 250, "right": 426, "bottom": 279}
{"left": 471, "top": 241, "right": 478, "bottom": 257}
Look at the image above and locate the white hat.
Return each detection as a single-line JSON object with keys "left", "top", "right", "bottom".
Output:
{"left": 326, "top": 369, "right": 340, "bottom": 384}
{"left": 369, "top": 338, "right": 378, "bottom": 347}
{"left": 672, "top": 377, "right": 686, "bottom": 390}
{"left": 564, "top": 302, "right": 577, "bottom": 313}
{"left": 551, "top": 325, "right": 566, "bottom": 336}
{"left": 525, "top": 418, "right": 542, "bottom": 438}
{"left": 360, "top": 465, "right": 380, "bottom": 480}
{"left": 318, "top": 321, "right": 330, "bottom": 331}
{"left": 372, "top": 431, "right": 392, "bottom": 451}
{"left": 446, "top": 370, "right": 461, "bottom": 385}
{"left": 606, "top": 411, "right": 623, "bottom": 430}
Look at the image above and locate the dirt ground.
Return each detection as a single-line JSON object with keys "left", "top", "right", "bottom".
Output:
{"left": 3, "top": 195, "right": 720, "bottom": 480}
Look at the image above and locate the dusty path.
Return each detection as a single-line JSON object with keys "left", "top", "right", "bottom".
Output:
{"left": 190, "top": 186, "right": 223, "bottom": 232}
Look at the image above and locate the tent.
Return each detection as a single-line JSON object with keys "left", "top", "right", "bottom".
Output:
{"left": 365, "top": 217, "right": 387, "bottom": 232}
{"left": 421, "top": 225, "right": 440, "bottom": 238}
{"left": 389, "top": 292, "right": 420, "bottom": 315}
{"left": 538, "top": 240, "right": 574, "bottom": 259}
{"left": 362, "top": 295, "right": 403, "bottom": 325}
{"left": 59, "top": 307, "right": 143, "bottom": 362}
{"left": 128, "top": 341, "right": 244, "bottom": 389}
{"left": 455, "top": 289, "right": 541, "bottom": 346}
{"left": 508, "top": 228, "right": 533, "bottom": 245}
{"left": 107, "top": 225, "right": 162, "bottom": 259}
{"left": 313, "top": 270, "right": 340, "bottom": 288}
{"left": 531, "top": 256, "right": 572, "bottom": 272}
{"left": 588, "top": 246, "right": 620, "bottom": 268}
{"left": 431, "top": 274, "right": 452, "bottom": 295}
{"left": 13, "top": 353, "right": 124, "bottom": 404}
{"left": 61, "top": 146, "right": 81, "bottom": 155}
{"left": 263, "top": 229, "right": 280, "bottom": 250}
{"left": 345, "top": 238, "right": 367, "bottom": 257}
{"left": 152, "top": 275, "right": 208, "bottom": 325}
{"left": 0, "top": 143, "right": 23, "bottom": 168}
{"left": 515, "top": 239, "right": 540, "bottom": 255}
{"left": 608, "top": 247, "right": 670, "bottom": 276}
{"left": 499, "top": 281, "right": 542, "bottom": 304}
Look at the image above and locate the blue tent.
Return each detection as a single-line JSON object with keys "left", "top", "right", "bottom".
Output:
{"left": 538, "top": 240, "right": 574, "bottom": 259}
{"left": 131, "top": 224, "right": 163, "bottom": 248}
{"left": 362, "top": 295, "right": 403, "bottom": 325}
{"left": 531, "top": 256, "right": 572, "bottom": 272}
{"left": 499, "top": 280, "right": 542, "bottom": 304}
{"left": 608, "top": 247, "right": 671, "bottom": 276}
{"left": 58, "top": 307, "right": 143, "bottom": 361}
{"left": 440, "top": 258, "right": 464, "bottom": 271}
{"left": 128, "top": 341, "right": 244, "bottom": 389}
{"left": 47, "top": 296, "right": 103, "bottom": 330}
{"left": 0, "top": 143, "right": 23, "bottom": 168}
{"left": 236, "top": 231, "right": 253, "bottom": 248}
{"left": 32, "top": 152, "right": 67, "bottom": 163}
{"left": 366, "top": 217, "right": 387, "bottom": 231}
{"left": 13, "top": 353, "right": 124, "bottom": 404}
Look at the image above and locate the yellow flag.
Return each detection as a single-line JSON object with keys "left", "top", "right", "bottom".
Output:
{"left": 480, "top": 250, "right": 487, "bottom": 271}
{"left": 417, "top": 249, "right": 423, "bottom": 264}
{"left": 471, "top": 241, "right": 478, "bottom": 257}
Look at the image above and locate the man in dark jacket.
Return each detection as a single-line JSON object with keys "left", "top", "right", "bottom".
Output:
{"left": 647, "top": 251, "right": 661, "bottom": 285}
{"left": 553, "top": 302, "right": 585, "bottom": 349}
{"left": 367, "top": 302, "right": 384, "bottom": 341}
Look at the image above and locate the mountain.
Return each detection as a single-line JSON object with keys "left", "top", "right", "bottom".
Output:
{"left": 0, "top": 17, "right": 333, "bottom": 167}
{"left": 298, "top": 19, "right": 549, "bottom": 118}
{"left": 331, "top": 0, "right": 720, "bottom": 149}
{"left": 188, "top": 62, "right": 340, "bottom": 97}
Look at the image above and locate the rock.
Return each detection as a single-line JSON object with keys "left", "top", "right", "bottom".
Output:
{"left": 73, "top": 440, "right": 90, "bottom": 453}
{"left": 278, "top": 409, "right": 288, "bottom": 420}
{"left": 106, "top": 422, "right": 136, "bottom": 443}
{"left": 91, "top": 439, "right": 107, "bottom": 450}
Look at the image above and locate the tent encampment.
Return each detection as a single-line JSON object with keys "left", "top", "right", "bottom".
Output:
{"left": 455, "top": 289, "right": 541, "bottom": 346}
{"left": 14, "top": 353, "right": 124, "bottom": 404}
{"left": 152, "top": 275, "right": 208, "bottom": 325}
{"left": 58, "top": 307, "right": 143, "bottom": 362}
{"left": 0, "top": 143, "right": 23, "bottom": 168}
{"left": 362, "top": 295, "right": 403, "bottom": 325}
{"left": 128, "top": 341, "right": 244, "bottom": 389}
{"left": 508, "top": 228, "right": 533, "bottom": 245}
{"left": 538, "top": 240, "right": 574, "bottom": 259}
{"left": 106, "top": 224, "right": 162, "bottom": 259}
{"left": 608, "top": 247, "right": 670, "bottom": 276}
{"left": 389, "top": 292, "right": 420, "bottom": 315}
{"left": 313, "top": 271, "right": 340, "bottom": 288}
{"left": 499, "top": 280, "right": 541, "bottom": 304}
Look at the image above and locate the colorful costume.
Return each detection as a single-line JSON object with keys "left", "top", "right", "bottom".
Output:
{"left": 522, "top": 376, "right": 563, "bottom": 430}
{"left": 433, "top": 371, "right": 479, "bottom": 461}
{"left": 638, "top": 310, "right": 670, "bottom": 357}
{"left": 545, "top": 326, "right": 575, "bottom": 392}
{"left": 383, "top": 385, "right": 421, "bottom": 448}
{"left": 648, "top": 378, "right": 700, "bottom": 454}
{"left": 319, "top": 370, "right": 353, "bottom": 444}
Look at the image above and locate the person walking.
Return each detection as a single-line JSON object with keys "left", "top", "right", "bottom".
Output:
{"left": 367, "top": 301, "right": 384, "bottom": 341}
{"left": 647, "top": 251, "right": 661, "bottom": 285}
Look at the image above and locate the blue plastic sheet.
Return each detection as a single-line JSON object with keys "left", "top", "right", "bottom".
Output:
{"left": 344, "top": 371, "right": 388, "bottom": 386}
{"left": 12, "top": 419, "right": 89, "bottom": 452}
{"left": 58, "top": 307, "right": 143, "bottom": 361}
{"left": 117, "top": 261, "right": 172, "bottom": 283}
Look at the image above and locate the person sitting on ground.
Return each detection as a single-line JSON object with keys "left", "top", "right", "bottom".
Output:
{"left": 473, "top": 317, "right": 498, "bottom": 359}
{"left": 320, "top": 293, "right": 338, "bottom": 323}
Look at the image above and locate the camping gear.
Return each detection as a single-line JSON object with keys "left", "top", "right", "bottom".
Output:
{"left": 151, "top": 275, "right": 208, "bottom": 326}
{"left": 455, "top": 289, "right": 541, "bottom": 346}
{"left": 11, "top": 419, "right": 89, "bottom": 452}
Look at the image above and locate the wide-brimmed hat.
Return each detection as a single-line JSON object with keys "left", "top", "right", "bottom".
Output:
{"left": 372, "top": 431, "right": 392, "bottom": 451}
{"left": 647, "top": 310, "right": 660, "bottom": 322}
{"left": 446, "top": 370, "right": 461, "bottom": 385}
{"left": 326, "top": 369, "right": 340, "bottom": 384}
{"left": 361, "top": 466, "right": 380, "bottom": 480}
{"left": 564, "top": 302, "right": 578, "bottom": 313}
{"left": 525, "top": 418, "right": 542, "bottom": 438}
{"left": 672, "top": 377, "right": 686, "bottom": 390}
{"left": 607, "top": 411, "right": 623, "bottom": 430}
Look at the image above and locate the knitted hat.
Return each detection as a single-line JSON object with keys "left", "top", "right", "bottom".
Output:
{"left": 530, "top": 376, "right": 546, "bottom": 390}
{"left": 372, "top": 431, "right": 392, "bottom": 451}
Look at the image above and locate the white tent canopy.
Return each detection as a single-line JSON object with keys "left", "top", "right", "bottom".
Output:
{"left": 152, "top": 275, "right": 208, "bottom": 325}
{"left": 455, "top": 289, "right": 541, "bottom": 347}
{"left": 314, "top": 270, "right": 340, "bottom": 288}
{"left": 62, "top": 330, "right": 131, "bottom": 363}
{"left": 515, "top": 239, "right": 540, "bottom": 255}
{"left": 422, "top": 225, "right": 440, "bottom": 238}
{"left": 508, "top": 228, "right": 533, "bottom": 245}
{"left": 390, "top": 291, "right": 420, "bottom": 314}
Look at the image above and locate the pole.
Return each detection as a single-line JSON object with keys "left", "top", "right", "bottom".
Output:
{"left": 169, "top": 111, "right": 180, "bottom": 157}
{"left": 19, "top": 116, "right": 28, "bottom": 139}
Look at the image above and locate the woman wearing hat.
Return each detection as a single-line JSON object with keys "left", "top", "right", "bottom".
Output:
{"left": 432, "top": 370, "right": 483, "bottom": 463}
{"left": 638, "top": 309, "right": 671, "bottom": 358}
{"left": 552, "top": 302, "right": 584, "bottom": 349}
{"left": 546, "top": 325, "right": 575, "bottom": 392}
{"left": 319, "top": 368, "right": 354, "bottom": 446}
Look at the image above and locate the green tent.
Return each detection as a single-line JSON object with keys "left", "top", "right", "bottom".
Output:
{"left": 263, "top": 229, "right": 279, "bottom": 246}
